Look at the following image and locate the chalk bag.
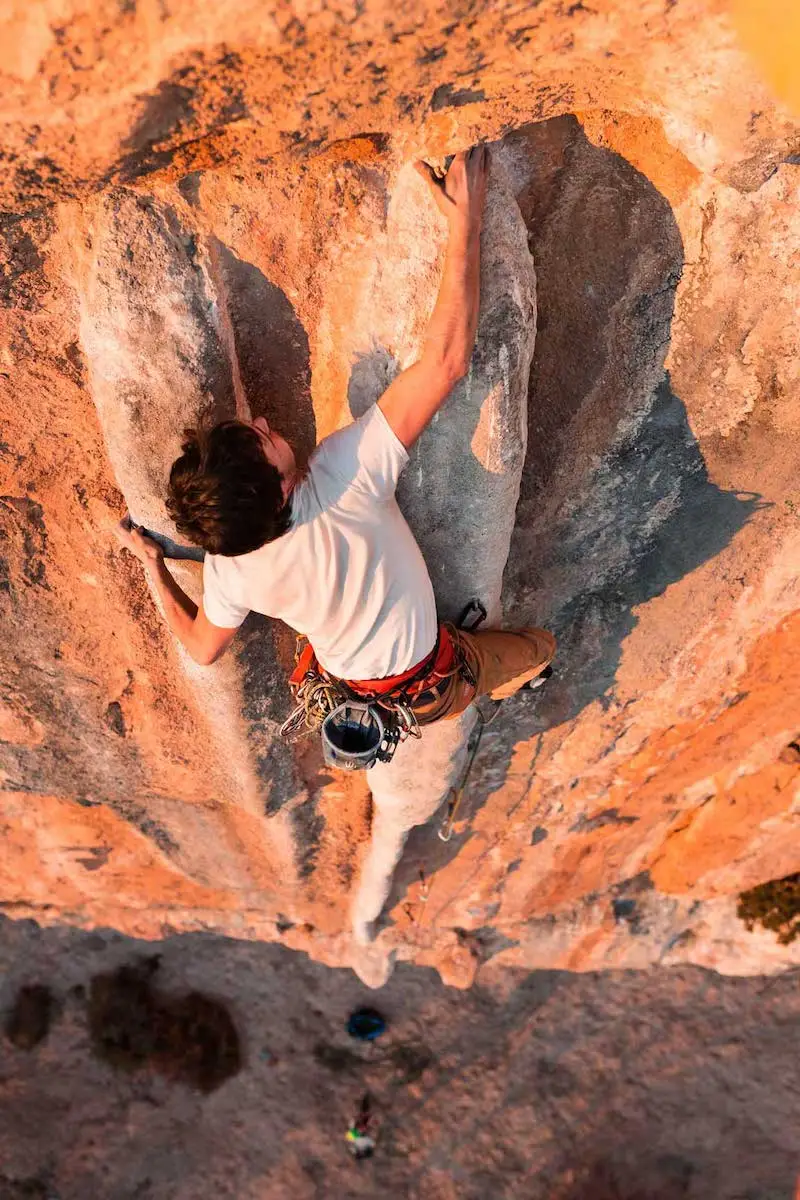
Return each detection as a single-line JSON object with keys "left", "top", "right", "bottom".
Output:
{"left": 321, "top": 702, "right": 385, "bottom": 771}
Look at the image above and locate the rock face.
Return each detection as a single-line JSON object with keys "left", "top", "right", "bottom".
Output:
{"left": 345, "top": 160, "right": 536, "bottom": 962}
{"left": 1, "top": 1, "right": 799, "bottom": 986}
{"left": 1, "top": 917, "right": 799, "bottom": 1200}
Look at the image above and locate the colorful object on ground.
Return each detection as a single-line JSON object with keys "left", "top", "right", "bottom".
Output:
{"left": 345, "top": 1092, "right": 376, "bottom": 1159}
{"left": 345, "top": 1127, "right": 376, "bottom": 1159}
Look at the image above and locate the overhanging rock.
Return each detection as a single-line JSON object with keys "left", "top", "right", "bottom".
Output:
{"left": 342, "top": 159, "right": 538, "bottom": 956}
{"left": 74, "top": 159, "right": 538, "bottom": 968}
{"left": 76, "top": 188, "right": 306, "bottom": 904}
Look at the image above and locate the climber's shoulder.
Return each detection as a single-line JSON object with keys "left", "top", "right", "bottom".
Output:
{"left": 307, "top": 405, "right": 408, "bottom": 505}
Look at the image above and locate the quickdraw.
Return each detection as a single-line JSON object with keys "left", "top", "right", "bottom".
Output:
{"left": 437, "top": 695, "right": 506, "bottom": 842}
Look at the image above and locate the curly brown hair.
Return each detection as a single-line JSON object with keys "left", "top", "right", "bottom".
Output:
{"left": 166, "top": 421, "right": 292, "bottom": 556}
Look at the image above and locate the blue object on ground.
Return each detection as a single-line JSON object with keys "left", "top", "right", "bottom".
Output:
{"left": 346, "top": 1008, "right": 386, "bottom": 1041}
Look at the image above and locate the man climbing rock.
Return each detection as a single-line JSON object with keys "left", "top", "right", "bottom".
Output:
{"left": 116, "top": 146, "right": 555, "bottom": 744}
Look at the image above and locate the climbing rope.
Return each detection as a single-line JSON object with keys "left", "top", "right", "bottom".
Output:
{"left": 279, "top": 670, "right": 343, "bottom": 740}
{"left": 438, "top": 705, "right": 489, "bottom": 841}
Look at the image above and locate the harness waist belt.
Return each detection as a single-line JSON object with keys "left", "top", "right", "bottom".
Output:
{"left": 289, "top": 625, "right": 458, "bottom": 705}
{"left": 345, "top": 625, "right": 455, "bottom": 700}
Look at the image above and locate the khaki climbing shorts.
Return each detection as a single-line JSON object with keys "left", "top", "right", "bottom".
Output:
{"left": 413, "top": 625, "right": 556, "bottom": 723}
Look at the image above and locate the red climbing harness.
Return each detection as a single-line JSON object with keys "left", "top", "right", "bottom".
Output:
{"left": 281, "top": 604, "right": 487, "bottom": 769}
{"left": 289, "top": 623, "right": 464, "bottom": 710}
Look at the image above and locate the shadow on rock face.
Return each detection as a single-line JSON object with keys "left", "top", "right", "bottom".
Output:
{"left": 552, "top": 1156, "right": 695, "bottom": 1200}
{"left": 208, "top": 240, "right": 320, "bottom": 839}
{"left": 503, "top": 117, "right": 763, "bottom": 727}
{"left": 211, "top": 238, "right": 316, "bottom": 468}
{"left": 117, "top": 80, "right": 196, "bottom": 183}
{"left": 4, "top": 984, "right": 54, "bottom": 1051}
{"left": 506, "top": 115, "right": 683, "bottom": 496}
{"left": 88, "top": 957, "right": 241, "bottom": 1092}
{"left": 526, "top": 376, "right": 762, "bottom": 723}
{"left": 381, "top": 115, "right": 761, "bottom": 917}
{"left": 213, "top": 242, "right": 328, "bottom": 865}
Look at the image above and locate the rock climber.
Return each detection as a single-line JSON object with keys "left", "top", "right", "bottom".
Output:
{"left": 116, "top": 145, "right": 555, "bottom": 731}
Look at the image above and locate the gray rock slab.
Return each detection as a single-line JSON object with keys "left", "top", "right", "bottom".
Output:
{"left": 345, "top": 159, "right": 537, "bottom": 940}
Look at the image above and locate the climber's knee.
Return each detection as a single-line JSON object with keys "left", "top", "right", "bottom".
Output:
{"left": 468, "top": 626, "right": 556, "bottom": 702}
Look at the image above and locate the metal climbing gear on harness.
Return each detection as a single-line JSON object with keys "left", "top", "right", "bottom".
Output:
{"left": 280, "top": 637, "right": 423, "bottom": 770}
{"left": 436, "top": 600, "right": 492, "bottom": 838}
{"left": 457, "top": 597, "right": 487, "bottom": 632}
{"left": 279, "top": 642, "right": 344, "bottom": 742}
{"left": 280, "top": 604, "right": 488, "bottom": 771}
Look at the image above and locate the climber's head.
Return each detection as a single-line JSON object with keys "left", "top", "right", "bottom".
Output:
{"left": 166, "top": 416, "right": 297, "bottom": 556}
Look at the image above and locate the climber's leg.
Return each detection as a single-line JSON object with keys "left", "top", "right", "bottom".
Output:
{"left": 414, "top": 626, "right": 556, "bottom": 723}
{"left": 463, "top": 626, "right": 556, "bottom": 701}
{"left": 350, "top": 808, "right": 412, "bottom": 944}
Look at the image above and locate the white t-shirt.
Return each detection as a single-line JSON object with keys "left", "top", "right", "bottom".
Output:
{"left": 202, "top": 404, "right": 438, "bottom": 680}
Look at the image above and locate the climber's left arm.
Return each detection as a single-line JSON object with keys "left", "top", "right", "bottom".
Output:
{"left": 378, "top": 145, "right": 487, "bottom": 450}
{"left": 115, "top": 522, "right": 238, "bottom": 666}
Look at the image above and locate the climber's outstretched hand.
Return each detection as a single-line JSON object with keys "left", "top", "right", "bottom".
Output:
{"left": 379, "top": 146, "right": 486, "bottom": 449}
{"left": 115, "top": 517, "right": 164, "bottom": 565}
{"left": 414, "top": 144, "right": 488, "bottom": 231}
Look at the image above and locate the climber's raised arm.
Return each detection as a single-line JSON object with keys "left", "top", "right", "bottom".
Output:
{"left": 115, "top": 521, "right": 239, "bottom": 666}
{"left": 378, "top": 145, "right": 488, "bottom": 451}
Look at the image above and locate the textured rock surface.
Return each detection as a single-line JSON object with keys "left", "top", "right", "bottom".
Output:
{"left": 346, "top": 159, "right": 536, "bottom": 959}
{"left": 1, "top": 0, "right": 799, "bottom": 985}
{"left": 1, "top": 917, "right": 799, "bottom": 1199}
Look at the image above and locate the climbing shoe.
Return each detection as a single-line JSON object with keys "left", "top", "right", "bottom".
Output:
{"left": 522, "top": 665, "right": 553, "bottom": 692}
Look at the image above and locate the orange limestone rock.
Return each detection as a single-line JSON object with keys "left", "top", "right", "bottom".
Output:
{"left": 0, "top": 0, "right": 798, "bottom": 985}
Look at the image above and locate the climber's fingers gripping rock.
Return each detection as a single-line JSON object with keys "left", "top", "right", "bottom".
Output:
{"left": 114, "top": 517, "right": 164, "bottom": 565}
{"left": 414, "top": 144, "right": 488, "bottom": 229}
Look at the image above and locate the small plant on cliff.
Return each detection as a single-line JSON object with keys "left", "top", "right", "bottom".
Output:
{"left": 737, "top": 872, "right": 800, "bottom": 945}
